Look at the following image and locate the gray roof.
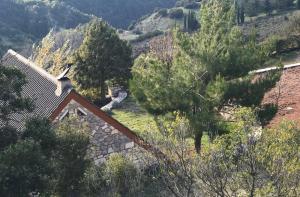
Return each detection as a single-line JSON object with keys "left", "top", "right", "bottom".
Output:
{"left": 1, "top": 50, "right": 71, "bottom": 130}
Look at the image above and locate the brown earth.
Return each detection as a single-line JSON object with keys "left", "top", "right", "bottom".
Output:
{"left": 261, "top": 65, "right": 300, "bottom": 126}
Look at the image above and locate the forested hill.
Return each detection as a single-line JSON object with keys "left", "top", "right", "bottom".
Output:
{"left": 0, "top": 0, "right": 91, "bottom": 55}
{"left": 58, "top": 0, "right": 177, "bottom": 28}
{"left": 0, "top": 0, "right": 177, "bottom": 56}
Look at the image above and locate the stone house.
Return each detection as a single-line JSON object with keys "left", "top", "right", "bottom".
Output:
{"left": 1, "top": 49, "right": 151, "bottom": 164}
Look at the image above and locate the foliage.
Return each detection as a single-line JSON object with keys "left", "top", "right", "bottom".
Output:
{"left": 0, "top": 65, "right": 33, "bottom": 125}
{"left": 131, "top": 0, "right": 278, "bottom": 152}
{"left": 0, "top": 140, "right": 51, "bottom": 197}
{"left": 264, "top": 0, "right": 273, "bottom": 15}
{"left": 237, "top": 0, "right": 297, "bottom": 17}
{"left": 168, "top": 8, "right": 184, "bottom": 19}
{"left": 22, "top": 118, "right": 56, "bottom": 157}
{"left": 184, "top": 2, "right": 200, "bottom": 9}
{"left": 257, "top": 121, "right": 300, "bottom": 196}
{"left": 74, "top": 19, "right": 132, "bottom": 102}
{"left": 83, "top": 154, "right": 164, "bottom": 197}
{"left": 183, "top": 10, "right": 199, "bottom": 32}
{"left": 53, "top": 117, "right": 90, "bottom": 196}
{"left": 157, "top": 8, "right": 168, "bottom": 17}
{"left": 131, "top": 30, "right": 164, "bottom": 43}
{"left": 102, "top": 154, "right": 141, "bottom": 196}
{"left": 147, "top": 108, "right": 300, "bottom": 197}
{"left": 0, "top": 116, "right": 92, "bottom": 196}
{"left": 0, "top": 126, "right": 18, "bottom": 151}
{"left": 58, "top": 0, "right": 176, "bottom": 28}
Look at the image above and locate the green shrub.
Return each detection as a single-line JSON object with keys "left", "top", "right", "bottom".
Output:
{"left": 133, "top": 29, "right": 143, "bottom": 35}
{"left": 157, "top": 8, "right": 168, "bottom": 17}
{"left": 184, "top": 2, "right": 200, "bottom": 9}
{"left": 168, "top": 8, "right": 184, "bottom": 19}
{"left": 131, "top": 30, "right": 163, "bottom": 43}
{"left": 83, "top": 154, "right": 141, "bottom": 197}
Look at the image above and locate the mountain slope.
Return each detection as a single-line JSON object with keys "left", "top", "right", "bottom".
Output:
{"left": 59, "top": 0, "right": 177, "bottom": 28}
{"left": 0, "top": 0, "right": 177, "bottom": 56}
{"left": 0, "top": 0, "right": 91, "bottom": 56}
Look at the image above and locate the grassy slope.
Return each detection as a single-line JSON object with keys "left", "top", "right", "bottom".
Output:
{"left": 111, "top": 96, "right": 211, "bottom": 148}
{"left": 112, "top": 9, "right": 300, "bottom": 148}
{"left": 111, "top": 97, "right": 157, "bottom": 136}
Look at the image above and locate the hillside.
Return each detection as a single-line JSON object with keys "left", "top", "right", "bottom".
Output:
{"left": 59, "top": 0, "right": 177, "bottom": 28}
{"left": 0, "top": 0, "right": 177, "bottom": 56}
{"left": 0, "top": 0, "right": 91, "bottom": 56}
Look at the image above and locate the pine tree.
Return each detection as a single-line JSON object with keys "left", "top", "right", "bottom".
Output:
{"left": 74, "top": 19, "right": 132, "bottom": 103}
{"left": 131, "top": 0, "right": 278, "bottom": 153}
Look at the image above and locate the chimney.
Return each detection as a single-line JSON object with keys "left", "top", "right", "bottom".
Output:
{"left": 55, "top": 64, "right": 73, "bottom": 96}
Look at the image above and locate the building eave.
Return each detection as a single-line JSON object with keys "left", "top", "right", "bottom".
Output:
{"left": 49, "top": 90, "right": 156, "bottom": 153}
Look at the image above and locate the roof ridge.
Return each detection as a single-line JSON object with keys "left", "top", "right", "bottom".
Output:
{"left": 250, "top": 62, "right": 300, "bottom": 74}
{"left": 6, "top": 49, "right": 58, "bottom": 84}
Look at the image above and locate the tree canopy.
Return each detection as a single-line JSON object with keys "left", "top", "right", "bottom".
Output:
{"left": 130, "top": 0, "right": 278, "bottom": 152}
{"left": 74, "top": 19, "right": 132, "bottom": 103}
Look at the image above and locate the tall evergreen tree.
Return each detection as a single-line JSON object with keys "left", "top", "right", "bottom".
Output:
{"left": 264, "top": 0, "right": 272, "bottom": 15}
{"left": 184, "top": 14, "right": 188, "bottom": 31}
{"left": 236, "top": 0, "right": 245, "bottom": 24}
{"left": 131, "top": 0, "right": 278, "bottom": 153}
{"left": 74, "top": 19, "right": 132, "bottom": 103}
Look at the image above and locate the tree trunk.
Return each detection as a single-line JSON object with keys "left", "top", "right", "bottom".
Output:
{"left": 195, "top": 131, "right": 203, "bottom": 154}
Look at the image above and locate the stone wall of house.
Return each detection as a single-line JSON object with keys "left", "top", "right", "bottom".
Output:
{"left": 53, "top": 100, "right": 149, "bottom": 165}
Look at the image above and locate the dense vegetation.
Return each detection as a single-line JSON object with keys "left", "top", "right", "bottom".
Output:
{"left": 0, "top": 0, "right": 176, "bottom": 56}
{"left": 130, "top": 0, "right": 280, "bottom": 152}
{"left": 59, "top": 0, "right": 177, "bottom": 28}
{"left": 73, "top": 19, "right": 132, "bottom": 103}
{"left": 0, "top": 0, "right": 300, "bottom": 196}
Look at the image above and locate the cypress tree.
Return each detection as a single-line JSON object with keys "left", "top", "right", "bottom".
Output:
{"left": 240, "top": 3, "right": 245, "bottom": 24}
{"left": 265, "top": 0, "right": 272, "bottom": 15}
{"left": 184, "top": 14, "right": 188, "bottom": 31}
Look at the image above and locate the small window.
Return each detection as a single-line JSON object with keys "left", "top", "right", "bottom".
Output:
{"left": 59, "top": 110, "right": 69, "bottom": 121}
{"left": 77, "top": 107, "right": 87, "bottom": 117}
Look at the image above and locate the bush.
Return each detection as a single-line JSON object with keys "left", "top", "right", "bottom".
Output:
{"left": 157, "top": 8, "right": 168, "bottom": 17}
{"left": 0, "top": 126, "right": 18, "bottom": 151}
{"left": 184, "top": 2, "right": 200, "bottom": 9}
{"left": 168, "top": 8, "right": 184, "bottom": 19}
{"left": 133, "top": 29, "right": 143, "bottom": 35}
{"left": 0, "top": 140, "right": 51, "bottom": 196}
{"left": 131, "top": 30, "right": 163, "bottom": 43}
{"left": 54, "top": 118, "right": 90, "bottom": 196}
{"left": 83, "top": 154, "right": 141, "bottom": 197}
{"left": 117, "top": 29, "right": 124, "bottom": 33}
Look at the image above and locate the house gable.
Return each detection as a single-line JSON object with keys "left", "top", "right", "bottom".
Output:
{"left": 50, "top": 90, "right": 150, "bottom": 163}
